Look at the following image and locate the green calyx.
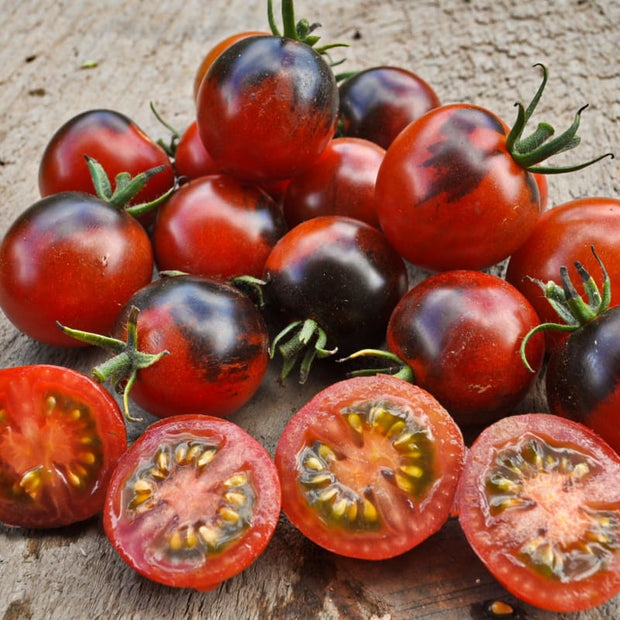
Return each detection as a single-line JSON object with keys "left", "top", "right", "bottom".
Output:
{"left": 337, "top": 348, "right": 415, "bottom": 384}
{"left": 57, "top": 306, "right": 170, "bottom": 422}
{"left": 520, "top": 246, "right": 611, "bottom": 372}
{"left": 269, "top": 318, "right": 337, "bottom": 383}
{"left": 85, "top": 155, "right": 175, "bottom": 218}
{"left": 505, "top": 63, "right": 614, "bottom": 174}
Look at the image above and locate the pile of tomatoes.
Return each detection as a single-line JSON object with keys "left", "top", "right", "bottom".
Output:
{"left": 0, "top": 0, "right": 619, "bottom": 614}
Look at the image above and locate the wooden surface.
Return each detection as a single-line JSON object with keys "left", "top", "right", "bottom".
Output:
{"left": 1, "top": 0, "right": 619, "bottom": 618}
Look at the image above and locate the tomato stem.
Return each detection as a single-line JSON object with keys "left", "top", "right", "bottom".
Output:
{"left": 337, "top": 348, "right": 415, "bottom": 383}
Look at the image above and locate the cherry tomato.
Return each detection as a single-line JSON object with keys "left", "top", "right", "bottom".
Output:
{"left": 338, "top": 66, "right": 440, "bottom": 149}
{"left": 0, "top": 192, "right": 154, "bottom": 347}
{"left": 456, "top": 413, "right": 620, "bottom": 612}
{"left": 39, "top": 109, "right": 175, "bottom": 208}
{"left": 0, "top": 365, "right": 127, "bottom": 529}
{"left": 264, "top": 215, "right": 408, "bottom": 358}
{"left": 506, "top": 197, "right": 620, "bottom": 351}
{"left": 386, "top": 270, "right": 545, "bottom": 427}
{"left": 173, "top": 120, "right": 222, "bottom": 182}
{"left": 375, "top": 103, "right": 541, "bottom": 270}
{"left": 196, "top": 35, "right": 339, "bottom": 183}
{"left": 111, "top": 275, "right": 269, "bottom": 418}
{"left": 275, "top": 374, "right": 465, "bottom": 559}
{"left": 152, "top": 174, "right": 287, "bottom": 279}
{"left": 104, "top": 414, "right": 280, "bottom": 590}
{"left": 282, "top": 137, "right": 385, "bottom": 229}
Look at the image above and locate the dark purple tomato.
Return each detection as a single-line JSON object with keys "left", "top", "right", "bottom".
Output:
{"left": 0, "top": 192, "right": 154, "bottom": 347}
{"left": 282, "top": 137, "right": 385, "bottom": 229}
{"left": 386, "top": 270, "right": 545, "bottom": 426}
{"left": 338, "top": 66, "right": 440, "bottom": 149}
{"left": 196, "top": 35, "right": 339, "bottom": 183}
{"left": 152, "top": 174, "right": 287, "bottom": 279}
{"left": 263, "top": 215, "right": 408, "bottom": 356}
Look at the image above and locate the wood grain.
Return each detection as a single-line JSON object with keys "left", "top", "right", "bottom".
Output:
{"left": 0, "top": 0, "right": 619, "bottom": 618}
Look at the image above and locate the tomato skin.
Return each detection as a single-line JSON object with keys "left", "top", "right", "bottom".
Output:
{"left": 275, "top": 374, "right": 465, "bottom": 559}
{"left": 263, "top": 216, "right": 408, "bottom": 355}
{"left": 196, "top": 35, "right": 339, "bottom": 183}
{"left": 282, "top": 137, "right": 385, "bottom": 229}
{"left": 375, "top": 103, "right": 540, "bottom": 271}
{"left": 173, "top": 120, "right": 222, "bottom": 182}
{"left": 103, "top": 414, "right": 280, "bottom": 591}
{"left": 338, "top": 66, "right": 441, "bottom": 149}
{"left": 0, "top": 192, "right": 154, "bottom": 347}
{"left": 0, "top": 365, "right": 127, "bottom": 529}
{"left": 456, "top": 413, "right": 620, "bottom": 612}
{"left": 546, "top": 306, "right": 620, "bottom": 455}
{"left": 114, "top": 275, "right": 269, "bottom": 418}
{"left": 386, "top": 270, "right": 545, "bottom": 426}
{"left": 506, "top": 197, "right": 620, "bottom": 351}
{"left": 152, "top": 174, "right": 287, "bottom": 279}
{"left": 38, "top": 109, "right": 175, "bottom": 208}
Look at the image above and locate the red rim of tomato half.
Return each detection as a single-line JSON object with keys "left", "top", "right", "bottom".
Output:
{"left": 275, "top": 374, "right": 466, "bottom": 560}
{"left": 103, "top": 414, "right": 281, "bottom": 591}
{"left": 456, "top": 413, "right": 620, "bottom": 613}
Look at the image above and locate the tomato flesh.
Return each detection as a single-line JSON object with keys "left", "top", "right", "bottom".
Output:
{"left": 275, "top": 375, "right": 465, "bottom": 560}
{"left": 457, "top": 413, "right": 620, "bottom": 612}
{"left": 103, "top": 415, "right": 281, "bottom": 591}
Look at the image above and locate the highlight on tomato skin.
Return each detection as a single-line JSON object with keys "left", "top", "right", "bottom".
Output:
{"left": 103, "top": 414, "right": 281, "bottom": 591}
{"left": 456, "top": 413, "right": 620, "bottom": 613}
{"left": 275, "top": 374, "right": 466, "bottom": 560}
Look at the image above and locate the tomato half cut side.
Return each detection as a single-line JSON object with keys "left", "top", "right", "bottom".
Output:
{"left": 275, "top": 375, "right": 465, "bottom": 560}
{"left": 103, "top": 415, "right": 281, "bottom": 591}
{"left": 456, "top": 413, "right": 620, "bottom": 612}
{"left": 0, "top": 365, "right": 127, "bottom": 529}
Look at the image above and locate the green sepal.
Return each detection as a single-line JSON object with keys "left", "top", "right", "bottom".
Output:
{"left": 337, "top": 348, "right": 415, "bottom": 383}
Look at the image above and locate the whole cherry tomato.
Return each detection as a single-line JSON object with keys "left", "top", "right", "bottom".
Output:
{"left": 39, "top": 109, "right": 175, "bottom": 209}
{"left": 0, "top": 365, "right": 127, "bottom": 529}
{"left": 173, "top": 120, "right": 222, "bottom": 182}
{"left": 0, "top": 192, "right": 154, "bottom": 347}
{"left": 338, "top": 66, "right": 441, "bottom": 149}
{"left": 282, "top": 137, "right": 385, "bottom": 229}
{"left": 152, "top": 174, "right": 287, "bottom": 279}
{"left": 275, "top": 375, "right": 465, "bottom": 559}
{"left": 456, "top": 413, "right": 620, "bottom": 612}
{"left": 104, "top": 414, "right": 280, "bottom": 591}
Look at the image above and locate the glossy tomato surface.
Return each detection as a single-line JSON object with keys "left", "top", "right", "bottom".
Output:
{"left": 457, "top": 413, "right": 620, "bottom": 612}
{"left": 114, "top": 275, "right": 269, "bottom": 418}
{"left": 173, "top": 120, "right": 222, "bottom": 182}
{"left": 263, "top": 215, "right": 408, "bottom": 355}
{"left": 375, "top": 103, "right": 541, "bottom": 271}
{"left": 506, "top": 197, "right": 620, "bottom": 350}
{"left": 38, "top": 109, "right": 175, "bottom": 207}
{"left": 104, "top": 414, "right": 280, "bottom": 590}
{"left": 546, "top": 305, "right": 620, "bottom": 455}
{"left": 282, "top": 137, "right": 385, "bottom": 229}
{"left": 386, "top": 270, "right": 545, "bottom": 426}
{"left": 0, "top": 192, "right": 154, "bottom": 347}
{"left": 0, "top": 365, "right": 127, "bottom": 528}
{"left": 152, "top": 174, "right": 287, "bottom": 279}
{"left": 275, "top": 375, "right": 465, "bottom": 559}
{"left": 196, "top": 35, "right": 339, "bottom": 183}
{"left": 338, "top": 66, "right": 440, "bottom": 149}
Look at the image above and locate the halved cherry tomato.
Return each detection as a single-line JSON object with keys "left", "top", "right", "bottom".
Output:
{"left": 103, "top": 414, "right": 281, "bottom": 591}
{"left": 275, "top": 375, "right": 465, "bottom": 560}
{"left": 456, "top": 413, "right": 620, "bottom": 612}
{"left": 0, "top": 365, "right": 127, "bottom": 529}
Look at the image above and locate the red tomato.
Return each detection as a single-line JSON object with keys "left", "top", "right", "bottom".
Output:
{"left": 506, "top": 197, "right": 620, "bottom": 351}
{"left": 173, "top": 120, "right": 222, "bottom": 182}
{"left": 386, "top": 270, "right": 545, "bottom": 426}
{"left": 375, "top": 103, "right": 541, "bottom": 270}
{"left": 104, "top": 414, "right": 280, "bottom": 590}
{"left": 282, "top": 137, "right": 385, "bottom": 228}
{"left": 338, "top": 65, "right": 441, "bottom": 149}
{"left": 0, "top": 192, "right": 154, "bottom": 347}
{"left": 0, "top": 365, "right": 127, "bottom": 529}
{"left": 38, "top": 109, "right": 175, "bottom": 208}
{"left": 275, "top": 375, "right": 465, "bottom": 560}
{"left": 456, "top": 413, "right": 620, "bottom": 612}
{"left": 152, "top": 174, "right": 287, "bottom": 279}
